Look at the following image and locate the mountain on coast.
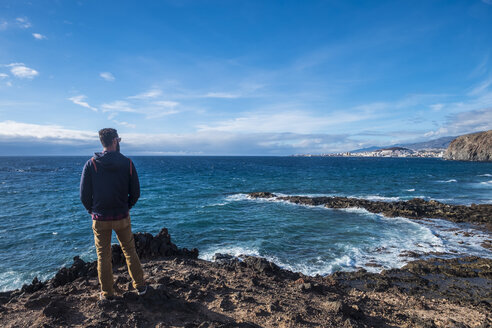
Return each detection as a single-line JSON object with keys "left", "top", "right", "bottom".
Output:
{"left": 351, "top": 136, "right": 456, "bottom": 153}
{"left": 444, "top": 130, "right": 492, "bottom": 162}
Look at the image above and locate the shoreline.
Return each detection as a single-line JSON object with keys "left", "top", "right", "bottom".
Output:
{"left": 1, "top": 221, "right": 491, "bottom": 327}
{"left": 247, "top": 192, "right": 492, "bottom": 233}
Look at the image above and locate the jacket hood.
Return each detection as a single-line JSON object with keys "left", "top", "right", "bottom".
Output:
{"left": 93, "top": 151, "right": 121, "bottom": 171}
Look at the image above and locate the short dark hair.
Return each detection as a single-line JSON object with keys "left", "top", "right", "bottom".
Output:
{"left": 98, "top": 128, "right": 119, "bottom": 147}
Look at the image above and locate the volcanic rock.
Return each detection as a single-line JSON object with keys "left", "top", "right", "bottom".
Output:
{"left": 444, "top": 130, "right": 492, "bottom": 161}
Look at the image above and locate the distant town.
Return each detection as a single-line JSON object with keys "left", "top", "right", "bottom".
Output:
{"left": 293, "top": 147, "right": 445, "bottom": 158}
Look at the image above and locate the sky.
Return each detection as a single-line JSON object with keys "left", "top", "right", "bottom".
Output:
{"left": 0, "top": 0, "right": 491, "bottom": 155}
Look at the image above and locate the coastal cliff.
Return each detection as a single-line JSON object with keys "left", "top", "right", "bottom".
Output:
{"left": 444, "top": 130, "right": 492, "bottom": 161}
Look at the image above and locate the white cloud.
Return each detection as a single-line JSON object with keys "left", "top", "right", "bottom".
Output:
{"left": 424, "top": 108, "right": 492, "bottom": 138}
{"left": 0, "top": 120, "right": 96, "bottom": 143}
{"left": 152, "top": 100, "right": 179, "bottom": 108}
{"left": 101, "top": 97, "right": 180, "bottom": 118}
{"left": 32, "top": 33, "right": 46, "bottom": 40}
{"left": 113, "top": 120, "right": 136, "bottom": 128}
{"left": 7, "top": 63, "right": 38, "bottom": 79}
{"left": 429, "top": 103, "right": 444, "bottom": 111}
{"left": 203, "top": 92, "right": 240, "bottom": 99}
{"left": 197, "top": 110, "right": 371, "bottom": 134}
{"left": 101, "top": 100, "right": 136, "bottom": 113}
{"left": 482, "top": 0, "right": 492, "bottom": 5}
{"left": 16, "top": 17, "right": 31, "bottom": 29}
{"left": 68, "top": 95, "right": 98, "bottom": 112}
{"left": 128, "top": 89, "right": 162, "bottom": 99}
{"left": 99, "top": 72, "right": 115, "bottom": 82}
{"left": 0, "top": 21, "right": 7, "bottom": 30}
{"left": 0, "top": 73, "right": 8, "bottom": 79}
{"left": 0, "top": 120, "right": 357, "bottom": 155}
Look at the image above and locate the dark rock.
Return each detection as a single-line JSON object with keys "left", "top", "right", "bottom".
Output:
{"left": 241, "top": 256, "right": 281, "bottom": 276}
{"left": 248, "top": 192, "right": 275, "bottom": 198}
{"left": 0, "top": 291, "right": 12, "bottom": 305}
{"left": 212, "top": 253, "right": 240, "bottom": 265}
{"left": 24, "top": 295, "right": 52, "bottom": 309}
{"left": 42, "top": 299, "right": 67, "bottom": 318}
{"left": 247, "top": 192, "right": 492, "bottom": 230}
{"left": 21, "top": 277, "right": 45, "bottom": 293}
{"left": 50, "top": 256, "right": 97, "bottom": 288}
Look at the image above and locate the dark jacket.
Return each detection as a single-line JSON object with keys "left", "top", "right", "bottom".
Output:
{"left": 80, "top": 151, "right": 140, "bottom": 220}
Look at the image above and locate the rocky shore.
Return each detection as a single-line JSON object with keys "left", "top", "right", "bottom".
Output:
{"left": 247, "top": 192, "right": 492, "bottom": 232}
{"left": 0, "top": 223, "right": 491, "bottom": 328}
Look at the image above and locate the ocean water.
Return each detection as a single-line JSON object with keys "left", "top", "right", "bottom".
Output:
{"left": 0, "top": 156, "right": 491, "bottom": 291}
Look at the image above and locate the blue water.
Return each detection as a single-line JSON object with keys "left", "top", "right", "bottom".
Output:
{"left": 1, "top": 156, "right": 491, "bottom": 291}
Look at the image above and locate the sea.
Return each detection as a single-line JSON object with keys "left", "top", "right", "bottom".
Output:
{"left": 1, "top": 156, "right": 491, "bottom": 292}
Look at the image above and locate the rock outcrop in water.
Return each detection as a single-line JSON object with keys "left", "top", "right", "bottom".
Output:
{"left": 444, "top": 130, "right": 492, "bottom": 161}
{"left": 248, "top": 192, "right": 492, "bottom": 232}
{"left": 0, "top": 227, "right": 491, "bottom": 328}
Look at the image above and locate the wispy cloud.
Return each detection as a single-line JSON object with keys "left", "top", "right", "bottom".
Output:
{"left": 112, "top": 120, "right": 136, "bottom": 128}
{"left": 482, "top": 0, "right": 492, "bottom": 5}
{"left": 152, "top": 100, "right": 178, "bottom": 108}
{"left": 101, "top": 100, "right": 136, "bottom": 113}
{"left": 203, "top": 92, "right": 240, "bottom": 99}
{"left": 197, "top": 109, "right": 372, "bottom": 134}
{"left": 128, "top": 89, "right": 162, "bottom": 99}
{"left": 99, "top": 72, "right": 115, "bottom": 82}
{"left": 32, "top": 33, "right": 46, "bottom": 40}
{"left": 0, "top": 73, "right": 8, "bottom": 79}
{"left": 468, "top": 76, "right": 492, "bottom": 96}
{"left": 6, "top": 63, "right": 38, "bottom": 79}
{"left": 425, "top": 108, "right": 492, "bottom": 138}
{"left": 0, "top": 20, "right": 7, "bottom": 31}
{"left": 429, "top": 103, "right": 444, "bottom": 111}
{"left": 68, "top": 95, "right": 98, "bottom": 112}
{"left": 15, "top": 17, "right": 31, "bottom": 29}
{"left": 102, "top": 95, "right": 180, "bottom": 118}
{"left": 469, "top": 55, "right": 489, "bottom": 78}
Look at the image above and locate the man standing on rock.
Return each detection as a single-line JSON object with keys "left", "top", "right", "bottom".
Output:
{"left": 80, "top": 128, "right": 147, "bottom": 300}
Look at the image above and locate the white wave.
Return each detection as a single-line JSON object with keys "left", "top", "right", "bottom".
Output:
{"left": 199, "top": 245, "right": 260, "bottom": 261}
{"left": 0, "top": 269, "right": 53, "bottom": 292}
{"left": 338, "top": 207, "right": 372, "bottom": 215}
{"left": 225, "top": 193, "right": 249, "bottom": 202}
{"left": 360, "top": 195, "right": 401, "bottom": 202}
{"left": 406, "top": 188, "right": 415, "bottom": 192}
{"left": 437, "top": 179, "right": 457, "bottom": 183}
{"left": 479, "top": 180, "right": 492, "bottom": 185}
{"left": 478, "top": 174, "right": 492, "bottom": 177}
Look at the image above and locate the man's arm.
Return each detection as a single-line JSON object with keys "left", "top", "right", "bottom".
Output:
{"left": 128, "top": 161, "right": 140, "bottom": 209}
{"left": 80, "top": 161, "right": 93, "bottom": 213}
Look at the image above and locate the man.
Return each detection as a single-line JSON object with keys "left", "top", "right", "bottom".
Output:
{"left": 80, "top": 128, "right": 147, "bottom": 300}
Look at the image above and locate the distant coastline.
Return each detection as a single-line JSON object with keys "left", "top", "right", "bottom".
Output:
{"left": 292, "top": 147, "right": 445, "bottom": 159}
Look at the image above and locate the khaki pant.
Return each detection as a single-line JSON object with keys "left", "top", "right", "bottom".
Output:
{"left": 92, "top": 216, "right": 145, "bottom": 297}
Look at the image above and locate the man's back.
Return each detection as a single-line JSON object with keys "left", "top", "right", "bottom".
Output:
{"left": 80, "top": 151, "right": 140, "bottom": 220}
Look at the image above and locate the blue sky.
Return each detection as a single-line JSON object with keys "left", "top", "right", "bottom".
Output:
{"left": 0, "top": 0, "right": 491, "bottom": 155}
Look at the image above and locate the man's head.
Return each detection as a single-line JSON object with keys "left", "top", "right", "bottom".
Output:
{"left": 98, "top": 128, "right": 120, "bottom": 151}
